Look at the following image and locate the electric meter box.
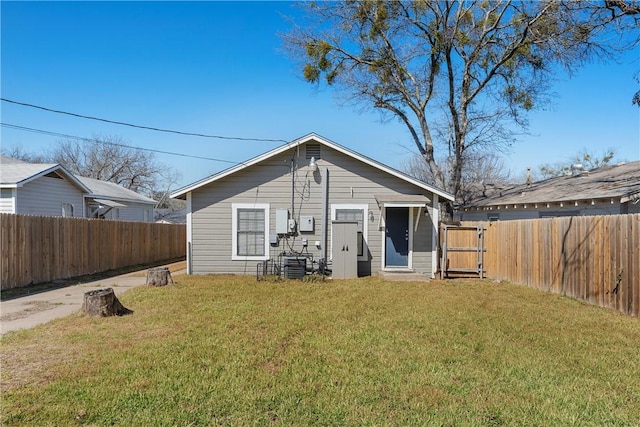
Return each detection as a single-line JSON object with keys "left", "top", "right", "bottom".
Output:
{"left": 299, "top": 215, "right": 314, "bottom": 232}
{"left": 276, "top": 209, "right": 289, "bottom": 234}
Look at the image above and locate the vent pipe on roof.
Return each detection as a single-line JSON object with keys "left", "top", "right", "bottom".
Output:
{"left": 571, "top": 163, "right": 584, "bottom": 176}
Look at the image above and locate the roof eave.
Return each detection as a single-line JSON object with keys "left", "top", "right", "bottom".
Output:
{"left": 17, "top": 165, "right": 92, "bottom": 193}
{"left": 170, "top": 133, "right": 455, "bottom": 202}
{"left": 85, "top": 194, "right": 156, "bottom": 205}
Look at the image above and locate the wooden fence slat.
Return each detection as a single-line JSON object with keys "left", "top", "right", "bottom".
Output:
{"left": 0, "top": 214, "right": 186, "bottom": 290}
{"left": 455, "top": 214, "right": 639, "bottom": 317}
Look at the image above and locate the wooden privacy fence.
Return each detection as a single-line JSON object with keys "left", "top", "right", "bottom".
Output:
{"left": 442, "top": 214, "right": 639, "bottom": 317}
{"left": 1, "top": 214, "right": 186, "bottom": 290}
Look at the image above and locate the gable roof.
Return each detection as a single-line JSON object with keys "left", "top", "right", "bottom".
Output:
{"left": 171, "top": 133, "right": 454, "bottom": 201}
{"left": 463, "top": 160, "right": 640, "bottom": 208}
{"left": 0, "top": 155, "right": 156, "bottom": 204}
{"left": 0, "top": 162, "right": 91, "bottom": 192}
{"left": 76, "top": 175, "right": 157, "bottom": 205}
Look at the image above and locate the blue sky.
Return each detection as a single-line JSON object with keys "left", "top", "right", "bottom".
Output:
{"left": 1, "top": 1, "right": 639, "bottom": 190}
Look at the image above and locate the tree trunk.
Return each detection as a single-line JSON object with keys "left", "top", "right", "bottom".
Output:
{"left": 146, "top": 267, "right": 174, "bottom": 287}
{"left": 82, "top": 288, "right": 132, "bottom": 317}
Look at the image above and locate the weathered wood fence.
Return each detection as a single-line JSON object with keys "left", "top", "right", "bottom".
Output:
{"left": 1, "top": 214, "right": 186, "bottom": 290}
{"left": 442, "top": 214, "right": 639, "bottom": 317}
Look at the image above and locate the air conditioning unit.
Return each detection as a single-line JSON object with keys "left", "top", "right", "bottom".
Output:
{"left": 283, "top": 256, "right": 306, "bottom": 279}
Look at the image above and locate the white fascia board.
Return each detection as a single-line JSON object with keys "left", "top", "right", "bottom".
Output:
{"left": 380, "top": 202, "right": 428, "bottom": 208}
{"left": 170, "top": 140, "right": 299, "bottom": 199}
{"left": 85, "top": 194, "right": 156, "bottom": 206}
{"left": 311, "top": 134, "right": 454, "bottom": 202}
{"left": 170, "top": 132, "right": 455, "bottom": 202}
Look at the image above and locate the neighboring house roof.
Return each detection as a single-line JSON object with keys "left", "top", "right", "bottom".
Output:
{"left": 171, "top": 133, "right": 455, "bottom": 201}
{"left": 0, "top": 154, "right": 28, "bottom": 164}
{"left": 0, "top": 162, "right": 91, "bottom": 192}
{"left": 75, "top": 175, "right": 156, "bottom": 205}
{"left": 462, "top": 161, "right": 640, "bottom": 208}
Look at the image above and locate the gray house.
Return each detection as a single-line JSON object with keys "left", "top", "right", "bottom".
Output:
{"left": 0, "top": 157, "right": 90, "bottom": 217}
{"left": 456, "top": 160, "right": 640, "bottom": 221}
{"left": 0, "top": 155, "right": 156, "bottom": 221}
{"left": 171, "top": 133, "right": 454, "bottom": 278}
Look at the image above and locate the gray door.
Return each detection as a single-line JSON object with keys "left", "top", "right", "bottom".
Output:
{"left": 332, "top": 221, "right": 358, "bottom": 279}
{"left": 385, "top": 207, "right": 409, "bottom": 267}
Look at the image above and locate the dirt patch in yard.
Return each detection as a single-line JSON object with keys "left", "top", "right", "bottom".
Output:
{"left": 0, "top": 301, "right": 60, "bottom": 322}
{"left": 1, "top": 258, "right": 186, "bottom": 301}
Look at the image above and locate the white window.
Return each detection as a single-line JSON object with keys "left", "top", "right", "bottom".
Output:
{"left": 232, "top": 203, "right": 270, "bottom": 260}
{"left": 331, "top": 204, "right": 368, "bottom": 261}
{"left": 62, "top": 203, "right": 74, "bottom": 217}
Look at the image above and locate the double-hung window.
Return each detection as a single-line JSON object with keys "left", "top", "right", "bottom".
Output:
{"left": 331, "top": 204, "right": 368, "bottom": 261}
{"left": 232, "top": 203, "right": 269, "bottom": 260}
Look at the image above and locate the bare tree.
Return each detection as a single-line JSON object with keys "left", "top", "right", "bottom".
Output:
{"left": 2, "top": 135, "right": 181, "bottom": 201}
{"left": 50, "top": 135, "right": 165, "bottom": 195}
{"left": 285, "top": 1, "right": 639, "bottom": 203}
{"left": 1, "top": 145, "right": 50, "bottom": 163}
{"left": 403, "top": 151, "right": 512, "bottom": 206}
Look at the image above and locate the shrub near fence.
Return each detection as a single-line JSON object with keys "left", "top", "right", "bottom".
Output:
{"left": 0, "top": 214, "right": 186, "bottom": 290}
{"left": 453, "top": 214, "right": 639, "bottom": 317}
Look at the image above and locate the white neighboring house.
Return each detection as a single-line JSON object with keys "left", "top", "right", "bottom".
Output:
{"left": 0, "top": 156, "right": 89, "bottom": 217}
{"left": 0, "top": 155, "right": 156, "bottom": 221}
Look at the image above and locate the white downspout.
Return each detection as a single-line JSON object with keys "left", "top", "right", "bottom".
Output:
{"left": 431, "top": 194, "right": 439, "bottom": 279}
{"left": 186, "top": 192, "right": 193, "bottom": 274}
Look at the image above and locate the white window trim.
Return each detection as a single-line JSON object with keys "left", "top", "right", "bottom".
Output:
{"left": 61, "top": 202, "right": 74, "bottom": 218}
{"left": 232, "top": 203, "right": 270, "bottom": 261}
{"left": 331, "top": 203, "right": 368, "bottom": 262}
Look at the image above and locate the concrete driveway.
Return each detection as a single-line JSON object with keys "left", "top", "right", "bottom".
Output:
{"left": 1, "top": 261, "right": 186, "bottom": 336}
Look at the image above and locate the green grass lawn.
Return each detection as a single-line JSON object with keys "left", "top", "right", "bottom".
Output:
{"left": 2, "top": 275, "right": 639, "bottom": 426}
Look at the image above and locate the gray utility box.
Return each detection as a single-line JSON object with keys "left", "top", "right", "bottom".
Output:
{"left": 276, "top": 209, "right": 289, "bottom": 234}
{"left": 331, "top": 221, "right": 358, "bottom": 279}
{"left": 299, "top": 215, "right": 314, "bottom": 232}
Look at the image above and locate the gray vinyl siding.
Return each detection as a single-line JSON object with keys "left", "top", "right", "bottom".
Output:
{"left": 189, "top": 144, "right": 435, "bottom": 276}
{"left": 99, "top": 203, "right": 154, "bottom": 222}
{"left": 626, "top": 201, "right": 640, "bottom": 214}
{"left": 85, "top": 201, "right": 154, "bottom": 222}
{"left": 0, "top": 188, "right": 16, "bottom": 213}
{"left": 16, "top": 176, "right": 85, "bottom": 217}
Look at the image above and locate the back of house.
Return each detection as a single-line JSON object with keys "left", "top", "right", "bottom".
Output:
{"left": 172, "top": 133, "right": 453, "bottom": 278}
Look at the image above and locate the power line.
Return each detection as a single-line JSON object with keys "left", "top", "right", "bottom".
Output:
{"left": 1, "top": 122, "right": 241, "bottom": 164}
{"left": 1, "top": 97, "right": 289, "bottom": 143}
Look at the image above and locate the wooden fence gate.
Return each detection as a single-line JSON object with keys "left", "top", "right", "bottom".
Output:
{"left": 439, "top": 223, "right": 486, "bottom": 279}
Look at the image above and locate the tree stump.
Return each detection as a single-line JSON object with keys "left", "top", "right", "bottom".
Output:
{"left": 146, "top": 267, "right": 174, "bottom": 287}
{"left": 82, "top": 288, "right": 132, "bottom": 317}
